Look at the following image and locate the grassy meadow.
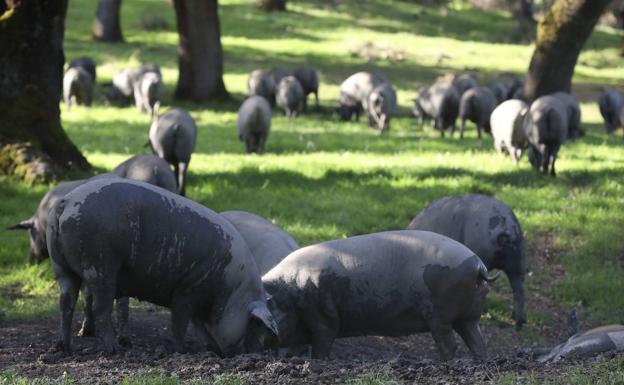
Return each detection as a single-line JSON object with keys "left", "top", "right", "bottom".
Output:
{"left": 1, "top": 0, "right": 624, "bottom": 383}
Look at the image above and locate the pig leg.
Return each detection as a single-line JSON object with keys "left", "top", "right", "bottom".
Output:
{"left": 54, "top": 270, "right": 81, "bottom": 353}
{"left": 192, "top": 319, "right": 222, "bottom": 355}
{"left": 459, "top": 118, "right": 466, "bottom": 139}
{"left": 304, "top": 300, "right": 339, "bottom": 359}
{"left": 116, "top": 297, "right": 131, "bottom": 346}
{"left": 509, "top": 274, "right": 526, "bottom": 329}
{"left": 314, "top": 92, "right": 319, "bottom": 111}
{"left": 78, "top": 286, "right": 95, "bottom": 337}
{"left": 454, "top": 319, "right": 487, "bottom": 361}
{"left": 177, "top": 162, "right": 188, "bottom": 196}
{"left": 169, "top": 296, "right": 194, "bottom": 353}
{"left": 91, "top": 285, "right": 119, "bottom": 354}
{"left": 429, "top": 321, "right": 457, "bottom": 361}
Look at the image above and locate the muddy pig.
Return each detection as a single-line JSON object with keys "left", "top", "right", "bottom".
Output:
{"left": 237, "top": 96, "right": 272, "bottom": 154}
{"left": 221, "top": 210, "right": 299, "bottom": 275}
{"left": 63, "top": 67, "right": 93, "bottom": 108}
{"left": 46, "top": 178, "right": 278, "bottom": 355}
{"left": 407, "top": 194, "right": 527, "bottom": 328}
{"left": 112, "top": 154, "right": 177, "bottom": 194}
{"left": 262, "top": 230, "right": 496, "bottom": 360}
{"left": 337, "top": 71, "right": 387, "bottom": 121}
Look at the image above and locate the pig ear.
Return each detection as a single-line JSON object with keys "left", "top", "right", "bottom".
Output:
{"left": 7, "top": 219, "right": 34, "bottom": 230}
{"left": 250, "top": 301, "right": 279, "bottom": 338}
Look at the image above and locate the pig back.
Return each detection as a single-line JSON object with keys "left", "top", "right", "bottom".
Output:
{"left": 52, "top": 178, "right": 261, "bottom": 307}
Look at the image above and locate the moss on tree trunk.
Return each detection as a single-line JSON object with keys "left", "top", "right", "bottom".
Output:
{"left": 523, "top": 0, "right": 612, "bottom": 102}
{"left": 0, "top": 0, "right": 90, "bottom": 182}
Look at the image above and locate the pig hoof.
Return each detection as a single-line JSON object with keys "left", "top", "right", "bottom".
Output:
{"left": 118, "top": 336, "right": 132, "bottom": 347}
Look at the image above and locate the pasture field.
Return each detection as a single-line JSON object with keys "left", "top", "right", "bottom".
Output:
{"left": 1, "top": 0, "right": 624, "bottom": 383}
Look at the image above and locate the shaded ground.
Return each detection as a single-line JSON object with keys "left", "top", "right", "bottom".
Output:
{"left": 0, "top": 310, "right": 621, "bottom": 384}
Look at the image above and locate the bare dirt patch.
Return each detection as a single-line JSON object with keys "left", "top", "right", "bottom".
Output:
{"left": 0, "top": 234, "right": 617, "bottom": 384}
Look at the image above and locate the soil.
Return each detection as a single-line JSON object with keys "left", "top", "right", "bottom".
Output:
{"left": 1, "top": 233, "right": 621, "bottom": 384}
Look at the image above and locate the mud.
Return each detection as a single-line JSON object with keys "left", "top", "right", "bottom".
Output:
{"left": 0, "top": 232, "right": 620, "bottom": 384}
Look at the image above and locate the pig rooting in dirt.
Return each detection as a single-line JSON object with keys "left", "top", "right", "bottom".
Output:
{"left": 262, "top": 230, "right": 496, "bottom": 361}
{"left": 46, "top": 178, "right": 278, "bottom": 356}
{"left": 407, "top": 194, "right": 527, "bottom": 328}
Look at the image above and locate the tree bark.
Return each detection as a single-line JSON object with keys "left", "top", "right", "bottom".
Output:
{"left": 0, "top": 0, "right": 90, "bottom": 182}
{"left": 523, "top": 0, "right": 612, "bottom": 102}
{"left": 92, "top": 0, "right": 123, "bottom": 42}
{"left": 260, "top": 0, "right": 286, "bottom": 11}
{"left": 173, "top": 0, "right": 228, "bottom": 101}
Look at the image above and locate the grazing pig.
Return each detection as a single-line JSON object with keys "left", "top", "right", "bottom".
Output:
{"left": 337, "top": 71, "right": 388, "bottom": 121}
{"left": 134, "top": 72, "right": 164, "bottom": 117}
{"left": 276, "top": 76, "right": 305, "bottom": 119}
{"left": 221, "top": 210, "right": 299, "bottom": 275}
{"left": 452, "top": 74, "right": 477, "bottom": 96}
{"left": 269, "top": 67, "right": 292, "bottom": 88}
{"left": 552, "top": 92, "right": 582, "bottom": 140}
{"left": 364, "top": 82, "right": 397, "bottom": 132}
{"left": 598, "top": 89, "right": 624, "bottom": 133}
{"left": 68, "top": 56, "right": 97, "bottom": 82}
{"left": 63, "top": 67, "right": 93, "bottom": 108}
{"left": 112, "top": 154, "right": 177, "bottom": 194}
{"left": 407, "top": 194, "right": 527, "bottom": 328}
{"left": 262, "top": 230, "right": 496, "bottom": 360}
{"left": 108, "top": 63, "right": 162, "bottom": 104}
{"left": 489, "top": 82, "right": 509, "bottom": 104}
{"left": 293, "top": 65, "right": 320, "bottom": 112}
{"left": 413, "top": 81, "right": 460, "bottom": 136}
{"left": 237, "top": 96, "right": 272, "bottom": 154}
{"left": 459, "top": 87, "right": 497, "bottom": 139}
{"left": 46, "top": 178, "right": 278, "bottom": 355}
{"left": 523, "top": 95, "right": 568, "bottom": 176}
{"left": 490, "top": 99, "right": 529, "bottom": 163}
{"left": 148, "top": 108, "right": 197, "bottom": 195}
{"left": 507, "top": 77, "right": 524, "bottom": 100}
{"left": 528, "top": 325, "right": 624, "bottom": 363}
{"left": 248, "top": 70, "right": 276, "bottom": 104}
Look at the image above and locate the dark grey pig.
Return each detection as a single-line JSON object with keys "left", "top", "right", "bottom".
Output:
{"left": 459, "top": 87, "right": 497, "bottom": 139}
{"left": 529, "top": 325, "right": 624, "bottom": 363}
{"left": 490, "top": 99, "right": 529, "bottom": 163}
{"left": 489, "top": 82, "right": 509, "bottom": 104}
{"left": 68, "top": 56, "right": 96, "bottom": 82}
{"left": 523, "top": 94, "right": 568, "bottom": 176}
{"left": 407, "top": 194, "right": 526, "bottom": 328}
{"left": 364, "top": 82, "right": 397, "bottom": 132}
{"left": 552, "top": 92, "right": 581, "bottom": 140}
{"left": 221, "top": 210, "right": 299, "bottom": 275}
{"left": 452, "top": 74, "right": 477, "bottom": 96}
{"left": 46, "top": 178, "right": 278, "bottom": 355}
{"left": 293, "top": 65, "right": 320, "bottom": 112}
{"left": 112, "top": 154, "right": 177, "bottom": 194}
{"left": 276, "top": 76, "right": 305, "bottom": 119}
{"left": 337, "top": 71, "right": 388, "bottom": 121}
{"left": 63, "top": 67, "right": 93, "bottom": 108}
{"left": 108, "top": 63, "right": 162, "bottom": 104}
{"left": 237, "top": 96, "right": 272, "bottom": 154}
{"left": 134, "top": 72, "right": 164, "bottom": 117}
{"left": 148, "top": 108, "right": 197, "bottom": 195}
{"left": 269, "top": 67, "right": 292, "bottom": 88}
{"left": 262, "top": 230, "right": 496, "bottom": 360}
{"left": 598, "top": 89, "right": 623, "bottom": 133}
{"left": 412, "top": 81, "right": 460, "bottom": 137}
{"left": 248, "top": 69, "right": 276, "bottom": 103}
{"left": 507, "top": 77, "right": 524, "bottom": 100}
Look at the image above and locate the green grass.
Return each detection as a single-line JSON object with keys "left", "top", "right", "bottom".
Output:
{"left": 2, "top": 0, "right": 624, "bottom": 381}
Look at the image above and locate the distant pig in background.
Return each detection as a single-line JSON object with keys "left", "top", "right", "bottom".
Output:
{"left": 148, "top": 108, "right": 197, "bottom": 195}
{"left": 237, "top": 96, "right": 272, "bottom": 154}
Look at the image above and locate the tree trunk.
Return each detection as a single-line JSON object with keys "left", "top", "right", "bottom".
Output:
{"left": 92, "top": 0, "right": 123, "bottom": 42}
{"left": 173, "top": 0, "right": 228, "bottom": 101}
{"left": 523, "top": 0, "right": 612, "bottom": 102}
{"left": 260, "top": 0, "right": 286, "bottom": 11}
{"left": 0, "top": 0, "right": 90, "bottom": 182}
